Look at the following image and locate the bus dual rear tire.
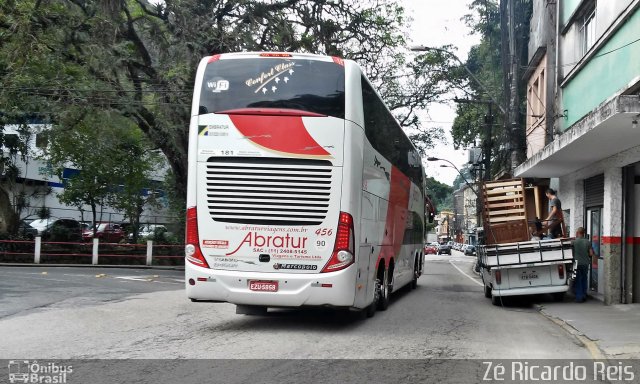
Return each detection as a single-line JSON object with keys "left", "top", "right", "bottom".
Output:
{"left": 377, "top": 267, "right": 390, "bottom": 311}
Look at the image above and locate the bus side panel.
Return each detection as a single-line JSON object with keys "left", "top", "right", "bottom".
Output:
{"left": 343, "top": 121, "right": 368, "bottom": 308}
{"left": 344, "top": 61, "right": 373, "bottom": 309}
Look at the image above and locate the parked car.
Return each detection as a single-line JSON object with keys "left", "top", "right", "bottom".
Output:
{"left": 424, "top": 242, "right": 439, "bottom": 255}
{"left": 83, "top": 222, "right": 125, "bottom": 243}
{"left": 17, "top": 219, "right": 38, "bottom": 240}
{"left": 438, "top": 242, "right": 452, "bottom": 255}
{"left": 464, "top": 244, "right": 476, "bottom": 255}
{"left": 128, "top": 224, "right": 169, "bottom": 242}
{"left": 29, "top": 218, "right": 83, "bottom": 241}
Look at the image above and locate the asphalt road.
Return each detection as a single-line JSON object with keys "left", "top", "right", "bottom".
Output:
{"left": 0, "top": 266, "right": 184, "bottom": 319}
{"left": 0, "top": 253, "right": 591, "bottom": 360}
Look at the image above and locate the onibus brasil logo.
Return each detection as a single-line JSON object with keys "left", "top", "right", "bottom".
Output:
{"left": 8, "top": 360, "right": 72, "bottom": 383}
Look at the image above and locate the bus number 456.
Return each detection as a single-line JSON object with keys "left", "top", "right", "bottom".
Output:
{"left": 315, "top": 228, "right": 333, "bottom": 236}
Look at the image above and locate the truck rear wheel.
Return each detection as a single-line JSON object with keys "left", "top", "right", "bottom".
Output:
{"left": 484, "top": 284, "right": 491, "bottom": 298}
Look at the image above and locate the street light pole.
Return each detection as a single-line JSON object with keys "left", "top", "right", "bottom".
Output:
{"left": 427, "top": 157, "right": 479, "bottom": 196}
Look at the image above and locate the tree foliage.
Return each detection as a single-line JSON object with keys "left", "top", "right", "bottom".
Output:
{"left": 46, "top": 108, "right": 161, "bottom": 233}
{"left": 452, "top": 0, "right": 531, "bottom": 176}
{"left": 425, "top": 176, "right": 453, "bottom": 212}
{"left": 0, "top": 0, "right": 457, "bottom": 206}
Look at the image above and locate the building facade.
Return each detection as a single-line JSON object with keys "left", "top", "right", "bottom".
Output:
{"left": 1, "top": 123, "right": 173, "bottom": 228}
{"left": 517, "top": 0, "right": 640, "bottom": 305}
{"left": 454, "top": 184, "right": 479, "bottom": 245}
{"left": 435, "top": 210, "right": 454, "bottom": 243}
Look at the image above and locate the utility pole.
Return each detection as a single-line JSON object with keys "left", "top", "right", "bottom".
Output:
{"left": 507, "top": 0, "right": 520, "bottom": 174}
{"left": 502, "top": 0, "right": 524, "bottom": 175}
{"left": 483, "top": 103, "right": 493, "bottom": 181}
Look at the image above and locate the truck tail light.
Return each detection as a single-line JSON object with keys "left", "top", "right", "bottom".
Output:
{"left": 185, "top": 206, "right": 209, "bottom": 268}
{"left": 558, "top": 264, "right": 565, "bottom": 279}
{"left": 321, "top": 212, "right": 354, "bottom": 273}
{"left": 495, "top": 270, "right": 502, "bottom": 285}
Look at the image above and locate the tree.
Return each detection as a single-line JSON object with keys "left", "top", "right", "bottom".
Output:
{"left": 425, "top": 177, "right": 453, "bottom": 212}
{"left": 0, "top": 114, "right": 53, "bottom": 234}
{"left": 108, "top": 130, "right": 162, "bottom": 244}
{"left": 46, "top": 109, "right": 115, "bottom": 233}
{"left": 46, "top": 108, "right": 161, "bottom": 235}
{"left": 451, "top": 0, "right": 531, "bottom": 177}
{"left": 0, "top": 0, "right": 457, "bottom": 205}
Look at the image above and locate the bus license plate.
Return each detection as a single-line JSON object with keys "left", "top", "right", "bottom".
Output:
{"left": 521, "top": 273, "right": 539, "bottom": 280}
{"left": 249, "top": 280, "right": 278, "bottom": 292}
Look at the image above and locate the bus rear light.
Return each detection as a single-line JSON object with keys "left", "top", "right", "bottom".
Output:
{"left": 321, "top": 212, "right": 355, "bottom": 273}
{"left": 260, "top": 53, "right": 292, "bottom": 58}
{"left": 495, "top": 270, "right": 502, "bottom": 285}
{"left": 332, "top": 56, "right": 344, "bottom": 66}
{"left": 207, "top": 54, "right": 221, "bottom": 63}
{"left": 185, "top": 206, "right": 209, "bottom": 268}
{"left": 558, "top": 264, "right": 565, "bottom": 279}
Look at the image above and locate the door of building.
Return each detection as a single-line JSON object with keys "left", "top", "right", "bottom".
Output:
{"left": 586, "top": 207, "right": 603, "bottom": 294}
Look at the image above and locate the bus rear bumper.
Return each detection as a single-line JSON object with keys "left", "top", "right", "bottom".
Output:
{"left": 185, "top": 263, "right": 358, "bottom": 307}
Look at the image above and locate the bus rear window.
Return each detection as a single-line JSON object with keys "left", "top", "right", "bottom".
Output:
{"left": 198, "top": 58, "right": 345, "bottom": 118}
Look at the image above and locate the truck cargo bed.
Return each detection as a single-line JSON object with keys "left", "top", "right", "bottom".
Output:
{"left": 478, "top": 238, "right": 573, "bottom": 267}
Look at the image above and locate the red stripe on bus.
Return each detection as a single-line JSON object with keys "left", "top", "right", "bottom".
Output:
{"left": 229, "top": 114, "right": 330, "bottom": 156}
{"left": 377, "top": 166, "right": 411, "bottom": 266}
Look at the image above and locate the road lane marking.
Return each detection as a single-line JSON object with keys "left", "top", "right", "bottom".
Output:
{"left": 0, "top": 275, "right": 69, "bottom": 283}
{"left": 448, "top": 260, "right": 483, "bottom": 286}
{"left": 114, "top": 276, "right": 152, "bottom": 282}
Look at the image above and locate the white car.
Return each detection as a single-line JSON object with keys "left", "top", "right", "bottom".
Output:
{"left": 130, "top": 224, "right": 169, "bottom": 241}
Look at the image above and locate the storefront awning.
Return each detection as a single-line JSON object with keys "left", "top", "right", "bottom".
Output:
{"left": 515, "top": 95, "right": 640, "bottom": 178}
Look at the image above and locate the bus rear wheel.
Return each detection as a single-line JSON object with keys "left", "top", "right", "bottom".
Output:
{"left": 411, "top": 257, "right": 419, "bottom": 290}
{"left": 377, "top": 267, "right": 390, "bottom": 311}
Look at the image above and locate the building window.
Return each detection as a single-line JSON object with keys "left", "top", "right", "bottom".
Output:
{"left": 580, "top": 5, "right": 596, "bottom": 56}
{"left": 35, "top": 132, "right": 49, "bottom": 149}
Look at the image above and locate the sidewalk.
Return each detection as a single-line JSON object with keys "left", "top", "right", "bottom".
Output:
{"left": 538, "top": 298, "right": 640, "bottom": 358}
{"left": 0, "top": 263, "right": 184, "bottom": 270}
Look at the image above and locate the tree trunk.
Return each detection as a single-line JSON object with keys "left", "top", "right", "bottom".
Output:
{"left": 0, "top": 187, "right": 18, "bottom": 235}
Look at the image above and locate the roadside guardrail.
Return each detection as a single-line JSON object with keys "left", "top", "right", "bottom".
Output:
{"left": 0, "top": 238, "right": 183, "bottom": 266}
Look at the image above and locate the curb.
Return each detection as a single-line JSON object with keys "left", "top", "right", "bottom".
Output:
{"left": 536, "top": 305, "right": 608, "bottom": 360}
{"left": 0, "top": 263, "right": 184, "bottom": 270}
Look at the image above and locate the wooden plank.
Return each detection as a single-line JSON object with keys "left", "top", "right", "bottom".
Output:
{"left": 485, "top": 187, "right": 523, "bottom": 196}
{"left": 487, "top": 208, "right": 526, "bottom": 216}
{"left": 485, "top": 195, "right": 525, "bottom": 202}
{"left": 533, "top": 186, "right": 542, "bottom": 220}
{"left": 485, "top": 201, "right": 525, "bottom": 209}
{"left": 487, "top": 215, "right": 527, "bottom": 223}
{"left": 483, "top": 180, "right": 523, "bottom": 189}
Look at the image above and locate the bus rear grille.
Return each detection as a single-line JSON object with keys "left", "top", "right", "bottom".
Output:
{"left": 205, "top": 157, "right": 333, "bottom": 226}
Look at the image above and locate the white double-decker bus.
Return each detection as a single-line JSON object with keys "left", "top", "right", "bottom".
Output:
{"left": 185, "top": 52, "right": 427, "bottom": 317}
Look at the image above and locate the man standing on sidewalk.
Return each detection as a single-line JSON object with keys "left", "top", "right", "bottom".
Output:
{"left": 573, "top": 227, "right": 596, "bottom": 303}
